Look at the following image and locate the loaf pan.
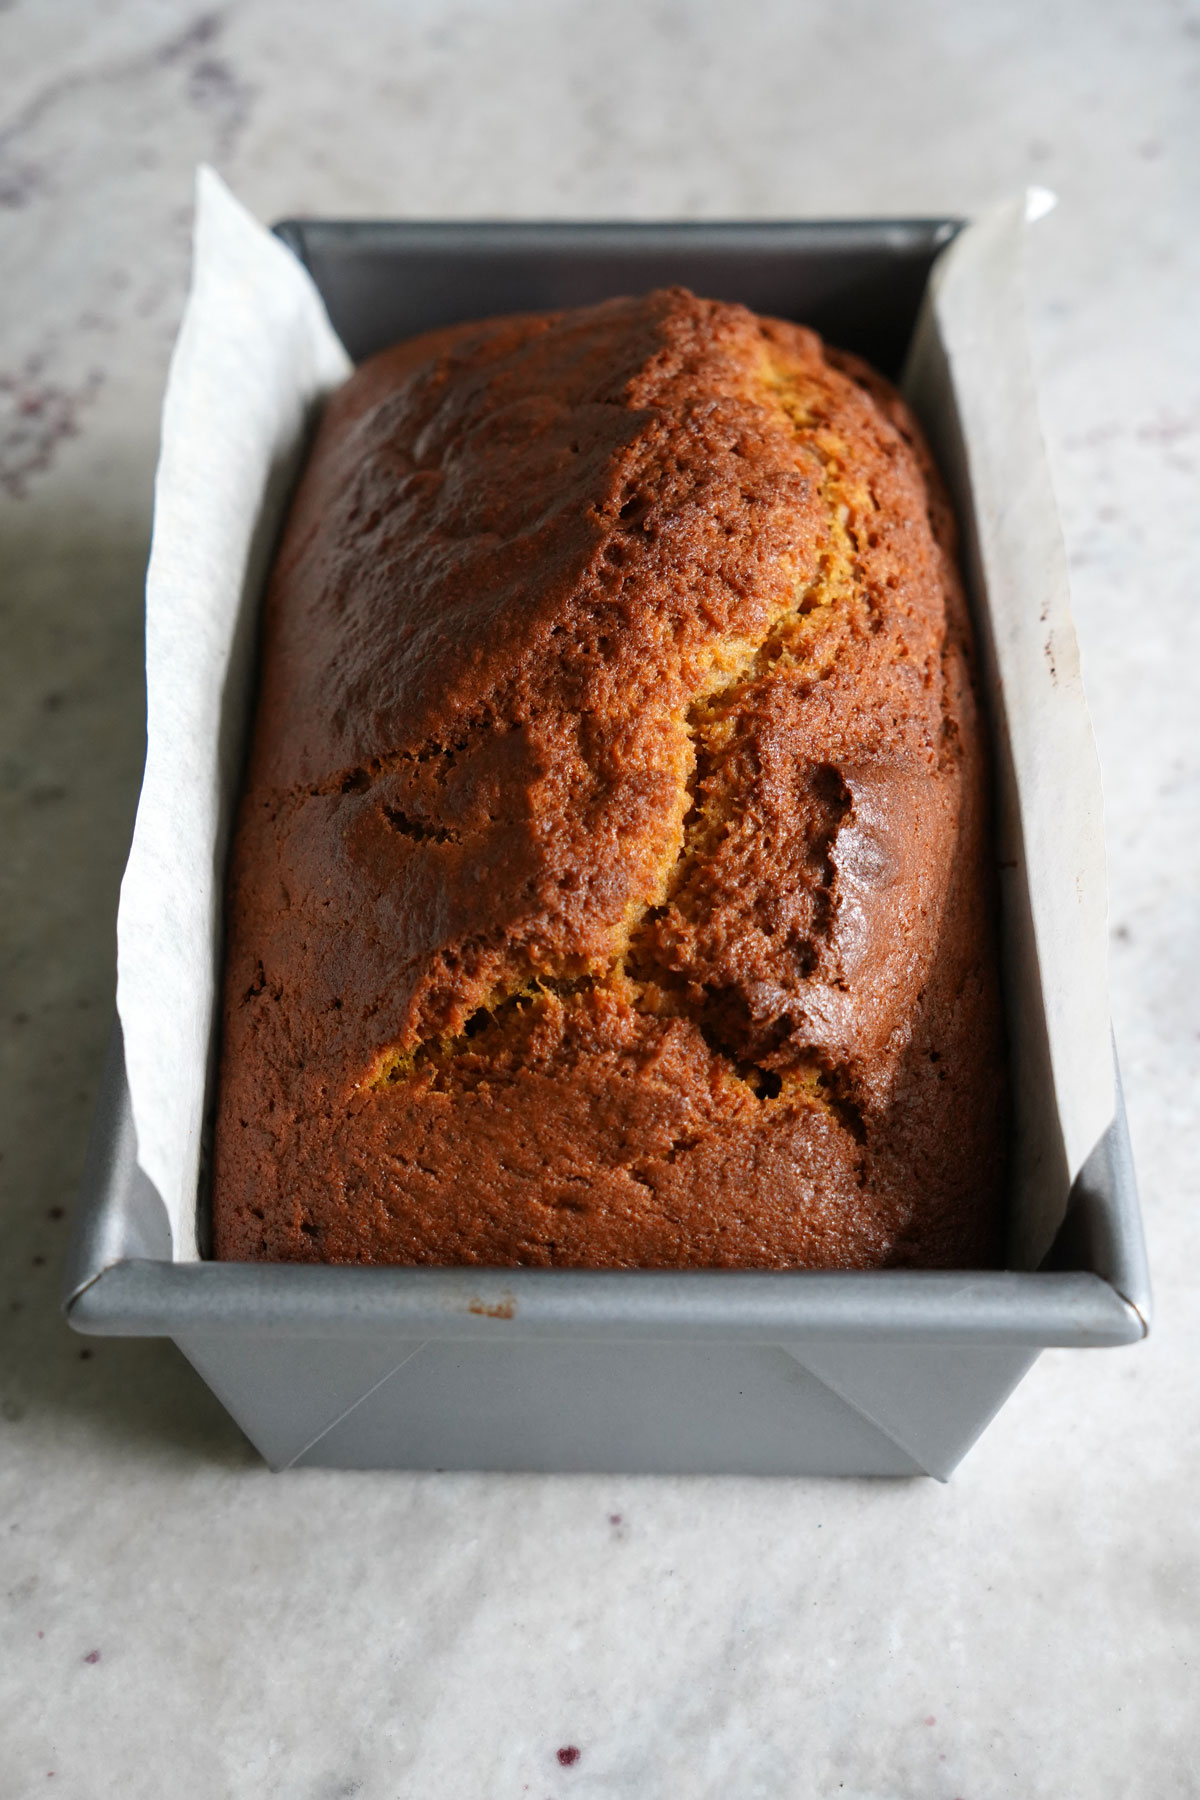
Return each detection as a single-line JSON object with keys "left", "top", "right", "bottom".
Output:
{"left": 63, "top": 217, "right": 1150, "bottom": 1478}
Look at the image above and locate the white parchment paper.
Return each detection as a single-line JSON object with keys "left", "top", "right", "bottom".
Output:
{"left": 116, "top": 172, "right": 1112, "bottom": 1266}
{"left": 903, "top": 190, "right": 1115, "bottom": 1267}
{"left": 116, "top": 168, "right": 350, "bottom": 1258}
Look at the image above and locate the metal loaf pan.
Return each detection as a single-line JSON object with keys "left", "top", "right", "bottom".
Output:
{"left": 63, "top": 219, "right": 1150, "bottom": 1479}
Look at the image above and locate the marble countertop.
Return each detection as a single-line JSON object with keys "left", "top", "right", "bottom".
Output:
{"left": 2, "top": 2, "right": 1197, "bottom": 1794}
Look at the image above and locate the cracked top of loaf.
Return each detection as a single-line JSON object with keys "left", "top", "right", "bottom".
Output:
{"left": 213, "top": 287, "right": 1006, "bottom": 1268}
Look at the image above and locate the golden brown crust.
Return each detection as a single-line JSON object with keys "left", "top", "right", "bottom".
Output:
{"left": 213, "top": 288, "right": 1006, "bottom": 1268}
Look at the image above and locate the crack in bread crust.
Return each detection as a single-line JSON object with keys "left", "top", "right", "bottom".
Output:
{"left": 363, "top": 351, "right": 878, "bottom": 1093}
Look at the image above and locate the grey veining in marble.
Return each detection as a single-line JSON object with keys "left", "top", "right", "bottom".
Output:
{"left": 1, "top": 2, "right": 1197, "bottom": 1795}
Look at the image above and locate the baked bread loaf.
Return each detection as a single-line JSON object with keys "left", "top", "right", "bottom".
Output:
{"left": 213, "top": 287, "right": 1006, "bottom": 1268}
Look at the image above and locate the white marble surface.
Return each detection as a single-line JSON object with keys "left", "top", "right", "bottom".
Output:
{"left": 1, "top": 2, "right": 1197, "bottom": 1794}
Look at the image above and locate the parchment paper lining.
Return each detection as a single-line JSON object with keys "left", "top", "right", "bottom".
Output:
{"left": 116, "top": 171, "right": 1111, "bottom": 1267}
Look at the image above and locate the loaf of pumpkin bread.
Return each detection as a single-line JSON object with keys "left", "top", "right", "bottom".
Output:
{"left": 213, "top": 287, "right": 1006, "bottom": 1267}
